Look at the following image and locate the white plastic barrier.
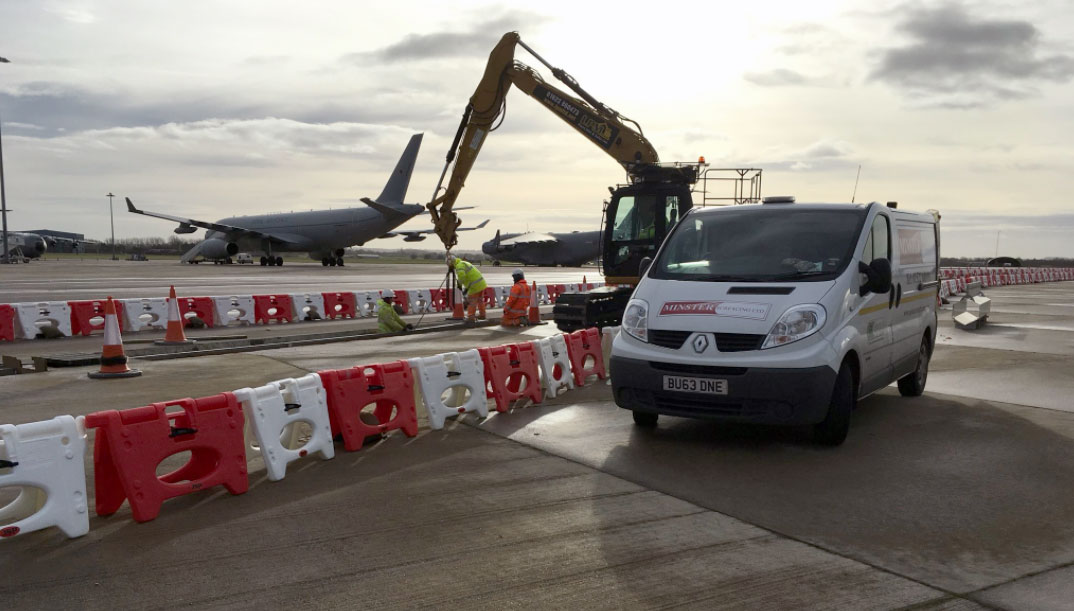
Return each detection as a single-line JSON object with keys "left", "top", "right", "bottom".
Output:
{"left": 533, "top": 334, "right": 575, "bottom": 399}
{"left": 12, "top": 302, "right": 73, "bottom": 340}
{"left": 0, "top": 415, "right": 89, "bottom": 539}
{"left": 601, "top": 326, "right": 620, "bottom": 377}
{"left": 536, "top": 285, "right": 550, "bottom": 305}
{"left": 356, "top": 291, "right": 382, "bottom": 317}
{"left": 234, "top": 373, "right": 335, "bottom": 482}
{"left": 410, "top": 288, "right": 434, "bottom": 314}
{"left": 212, "top": 295, "right": 256, "bottom": 326}
{"left": 290, "top": 293, "right": 326, "bottom": 320}
{"left": 408, "top": 349, "right": 488, "bottom": 430}
{"left": 120, "top": 297, "right": 169, "bottom": 332}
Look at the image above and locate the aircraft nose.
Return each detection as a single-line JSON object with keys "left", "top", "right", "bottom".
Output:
{"left": 34, "top": 240, "right": 46, "bottom": 253}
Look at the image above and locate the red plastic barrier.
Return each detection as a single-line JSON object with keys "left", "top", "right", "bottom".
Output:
{"left": 546, "top": 284, "right": 567, "bottom": 304}
{"left": 393, "top": 290, "right": 411, "bottom": 315}
{"left": 69, "top": 299, "right": 123, "bottom": 336}
{"left": 0, "top": 304, "right": 14, "bottom": 342}
{"left": 85, "top": 393, "right": 248, "bottom": 522}
{"left": 178, "top": 296, "right": 215, "bottom": 328}
{"left": 428, "top": 288, "right": 450, "bottom": 312}
{"left": 318, "top": 361, "right": 418, "bottom": 452}
{"left": 322, "top": 292, "right": 358, "bottom": 319}
{"left": 565, "top": 328, "right": 608, "bottom": 386}
{"left": 478, "top": 343, "right": 543, "bottom": 412}
{"left": 253, "top": 294, "right": 294, "bottom": 324}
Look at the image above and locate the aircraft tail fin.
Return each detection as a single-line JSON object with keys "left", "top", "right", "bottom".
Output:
{"left": 375, "top": 133, "right": 423, "bottom": 205}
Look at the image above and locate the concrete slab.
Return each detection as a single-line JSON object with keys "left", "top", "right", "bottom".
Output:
{"left": 972, "top": 565, "right": 1074, "bottom": 611}
{"left": 474, "top": 386, "right": 1074, "bottom": 594}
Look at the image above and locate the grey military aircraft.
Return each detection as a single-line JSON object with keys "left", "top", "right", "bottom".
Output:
{"left": 482, "top": 228, "right": 601, "bottom": 267}
{"left": 126, "top": 134, "right": 486, "bottom": 266}
{"left": 3, "top": 231, "right": 49, "bottom": 261}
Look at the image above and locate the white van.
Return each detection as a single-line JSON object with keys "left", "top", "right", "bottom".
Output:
{"left": 610, "top": 199, "right": 939, "bottom": 445}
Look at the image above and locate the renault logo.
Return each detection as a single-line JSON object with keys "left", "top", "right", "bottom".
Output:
{"left": 692, "top": 334, "right": 709, "bottom": 353}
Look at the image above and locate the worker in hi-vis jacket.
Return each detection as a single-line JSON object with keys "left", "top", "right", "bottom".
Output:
{"left": 501, "top": 268, "right": 531, "bottom": 327}
{"left": 447, "top": 253, "right": 487, "bottom": 322}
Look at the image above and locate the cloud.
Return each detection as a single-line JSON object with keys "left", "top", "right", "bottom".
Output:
{"left": 44, "top": 1, "right": 95, "bottom": 24}
{"left": 870, "top": 3, "right": 1074, "bottom": 107}
{"left": 755, "top": 139, "right": 857, "bottom": 171}
{"left": 13, "top": 117, "right": 420, "bottom": 172}
{"left": 344, "top": 10, "right": 549, "bottom": 64}
{"left": 743, "top": 68, "right": 811, "bottom": 87}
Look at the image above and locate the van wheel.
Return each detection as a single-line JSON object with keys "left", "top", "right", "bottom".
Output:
{"left": 632, "top": 411, "right": 658, "bottom": 428}
{"left": 898, "top": 336, "right": 930, "bottom": 397}
{"left": 813, "top": 363, "right": 854, "bottom": 446}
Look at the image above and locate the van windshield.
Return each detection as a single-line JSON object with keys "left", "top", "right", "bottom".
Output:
{"left": 650, "top": 207, "right": 867, "bottom": 282}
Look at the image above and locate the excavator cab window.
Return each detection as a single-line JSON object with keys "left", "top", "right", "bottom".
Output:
{"left": 603, "top": 185, "right": 693, "bottom": 279}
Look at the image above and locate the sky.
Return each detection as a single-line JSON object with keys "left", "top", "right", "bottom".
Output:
{"left": 1, "top": 0, "right": 1072, "bottom": 258}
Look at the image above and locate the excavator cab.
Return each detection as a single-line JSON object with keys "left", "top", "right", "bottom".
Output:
{"left": 602, "top": 182, "right": 694, "bottom": 283}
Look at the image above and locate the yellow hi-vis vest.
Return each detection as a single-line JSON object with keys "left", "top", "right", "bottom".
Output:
{"left": 454, "top": 259, "right": 487, "bottom": 296}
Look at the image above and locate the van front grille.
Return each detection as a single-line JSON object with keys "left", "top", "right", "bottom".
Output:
{"left": 649, "top": 330, "right": 691, "bottom": 349}
{"left": 714, "top": 333, "right": 765, "bottom": 352}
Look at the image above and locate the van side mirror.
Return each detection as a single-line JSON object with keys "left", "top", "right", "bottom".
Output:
{"left": 638, "top": 256, "right": 653, "bottom": 278}
{"left": 858, "top": 258, "right": 892, "bottom": 297}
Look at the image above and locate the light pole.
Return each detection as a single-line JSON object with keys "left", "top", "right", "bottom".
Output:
{"left": 1, "top": 56, "right": 11, "bottom": 264}
{"left": 107, "top": 192, "right": 116, "bottom": 260}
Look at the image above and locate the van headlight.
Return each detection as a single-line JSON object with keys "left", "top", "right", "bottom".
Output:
{"left": 762, "top": 304, "right": 826, "bottom": 349}
{"left": 622, "top": 299, "right": 649, "bottom": 342}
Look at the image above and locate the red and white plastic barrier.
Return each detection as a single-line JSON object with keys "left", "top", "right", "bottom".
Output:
{"left": 408, "top": 349, "right": 488, "bottom": 430}
{"left": 532, "top": 334, "right": 575, "bottom": 399}
{"left": 319, "top": 361, "right": 419, "bottom": 451}
{"left": 85, "top": 394, "right": 249, "bottom": 523}
{"left": 0, "top": 415, "right": 89, "bottom": 539}
{"left": 235, "top": 374, "right": 335, "bottom": 482}
{"left": 478, "top": 343, "right": 543, "bottom": 412}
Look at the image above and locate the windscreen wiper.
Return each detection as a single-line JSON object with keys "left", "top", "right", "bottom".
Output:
{"left": 763, "top": 270, "right": 834, "bottom": 281}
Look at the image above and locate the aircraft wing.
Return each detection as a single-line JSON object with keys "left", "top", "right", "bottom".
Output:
{"left": 382, "top": 219, "right": 489, "bottom": 241}
{"left": 499, "top": 232, "right": 559, "bottom": 246}
{"left": 125, "top": 197, "right": 295, "bottom": 243}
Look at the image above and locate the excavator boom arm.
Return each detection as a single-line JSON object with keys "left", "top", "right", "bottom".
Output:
{"left": 427, "top": 32, "right": 659, "bottom": 249}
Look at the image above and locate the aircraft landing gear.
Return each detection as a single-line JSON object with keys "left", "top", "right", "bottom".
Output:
{"left": 322, "top": 257, "right": 330, "bottom": 267}
{"left": 336, "top": 257, "right": 344, "bottom": 267}
{"left": 260, "top": 256, "right": 268, "bottom": 266}
{"left": 275, "top": 256, "right": 283, "bottom": 266}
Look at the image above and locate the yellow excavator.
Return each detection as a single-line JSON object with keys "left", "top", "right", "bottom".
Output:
{"left": 427, "top": 31, "right": 760, "bottom": 330}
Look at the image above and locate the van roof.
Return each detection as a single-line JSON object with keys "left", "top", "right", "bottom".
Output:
{"left": 695, "top": 201, "right": 936, "bottom": 223}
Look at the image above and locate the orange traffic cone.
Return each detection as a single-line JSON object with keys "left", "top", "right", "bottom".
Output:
{"left": 88, "top": 297, "right": 142, "bottom": 379}
{"left": 155, "top": 286, "right": 194, "bottom": 345}
{"left": 449, "top": 287, "right": 466, "bottom": 321}
{"left": 528, "top": 281, "right": 541, "bottom": 324}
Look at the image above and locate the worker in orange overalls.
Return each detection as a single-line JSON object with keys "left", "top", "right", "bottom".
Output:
{"left": 501, "top": 268, "right": 532, "bottom": 327}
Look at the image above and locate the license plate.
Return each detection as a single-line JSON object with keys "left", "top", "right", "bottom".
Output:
{"left": 662, "top": 375, "right": 728, "bottom": 395}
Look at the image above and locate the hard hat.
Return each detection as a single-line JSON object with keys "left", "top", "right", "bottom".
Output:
{"left": 446, "top": 253, "right": 456, "bottom": 265}
{"left": 512, "top": 268, "right": 525, "bottom": 280}
{"left": 381, "top": 292, "right": 394, "bottom": 300}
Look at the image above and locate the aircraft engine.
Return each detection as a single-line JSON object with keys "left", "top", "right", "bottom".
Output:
{"left": 174, "top": 223, "right": 198, "bottom": 234}
{"left": 200, "top": 239, "right": 239, "bottom": 259}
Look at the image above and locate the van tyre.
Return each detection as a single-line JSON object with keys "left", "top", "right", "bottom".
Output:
{"left": 898, "top": 336, "right": 930, "bottom": 397}
{"left": 814, "top": 363, "right": 854, "bottom": 446}
{"left": 632, "top": 411, "right": 658, "bottom": 428}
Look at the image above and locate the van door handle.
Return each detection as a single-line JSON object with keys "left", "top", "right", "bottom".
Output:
{"left": 895, "top": 283, "right": 902, "bottom": 307}
{"left": 889, "top": 286, "right": 896, "bottom": 309}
